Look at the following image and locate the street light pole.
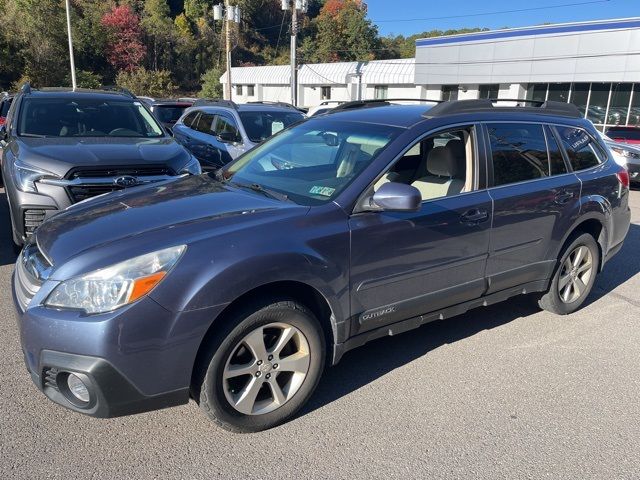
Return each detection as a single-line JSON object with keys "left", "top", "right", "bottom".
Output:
{"left": 65, "top": 0, "right": 77, "bottom": 90}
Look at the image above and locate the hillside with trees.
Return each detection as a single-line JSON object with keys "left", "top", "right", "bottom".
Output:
{"left": 0, "top": 0, "right": 487, "bottom": 96}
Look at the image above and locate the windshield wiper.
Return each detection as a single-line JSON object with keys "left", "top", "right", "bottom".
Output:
{"left": 231, "top": 181, "right": 291, "bottom": 203}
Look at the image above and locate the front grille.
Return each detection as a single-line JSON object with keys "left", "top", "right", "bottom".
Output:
{"left": 14, "top": 243, "right": 49, "bottom": 311}
{"left": 627, "top": 164, "right": 640, "bottom": 177}
{"left": 68, "top": 184, "right": 122, "bottom": 203}
{"left": 43, "top": 367, "right": 60, "bottom": 390}
{"left": 68, "top": 166, "right": 172, "bottom": 179}
{"left": 64, "top": 166, "right": 175, "bottom": 203}
{"left": 23, "top": 209, "right": 47, "bottom": 236}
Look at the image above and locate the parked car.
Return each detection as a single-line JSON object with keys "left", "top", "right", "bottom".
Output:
{"left": 13, "top": 98, "right": 630, "bottom": 432}
{"left": 0, "top": 92, "right": 13, "bottom": 126}
{"left": 172, "top": 99, "right": 305, "bottom": 171}
{"left": 307, "top": 100, "right": 345, "bottom": 117}
{"left": 138, "top": 97, "right": 194, "bottom": 131}
{"left": 600, "top": 131, "right": 640, "bottom": 184}
{"left": 605, "top": 126, "right": 640, "bottom": 145}
{"left": 1, "top": 84, "right": 201, "bottom": 249}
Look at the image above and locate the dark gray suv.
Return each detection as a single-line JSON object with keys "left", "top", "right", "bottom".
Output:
{"left": 1, "top": 85, "right": 200, "bottom": 249}
{"left": 12, "top": 99, "right": 631, "bottom": 432}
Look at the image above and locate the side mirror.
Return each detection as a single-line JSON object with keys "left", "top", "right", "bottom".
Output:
{"left": 371, "top": 182, "right": 422, "bottom": 212}
{"left": 217, "top": 131, "right": 241, "bottom": 144}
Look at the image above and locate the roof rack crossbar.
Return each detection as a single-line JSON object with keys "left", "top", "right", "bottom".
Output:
{"left": 423, "top": 99, "right": 582, "bottom": 118}
{"left": 192, "top": 98, "right": 238, "bottom": 109}
{"left": 246, "top": 100, "right": 299, "bottom": 110}
{"left": 331, "top": 98, "right": 443, "bottom": 112}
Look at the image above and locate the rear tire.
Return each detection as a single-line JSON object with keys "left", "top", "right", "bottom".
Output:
{"left": 195, "top": 299, "right": 325, "bottom": 433}
{"left": 538, "top": 233, "right": 600, "bottom": 315}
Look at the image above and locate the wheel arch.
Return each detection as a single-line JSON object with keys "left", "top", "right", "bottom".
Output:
{"left": 190, "top": 280, "right": 337, "bottom": 390}
{"left": 559, "top": 215, "right": 606, "bottom": 272}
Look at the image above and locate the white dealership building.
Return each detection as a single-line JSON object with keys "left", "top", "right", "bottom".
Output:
{"left": 222, "top": 17, "right": 640, "bottom": 131}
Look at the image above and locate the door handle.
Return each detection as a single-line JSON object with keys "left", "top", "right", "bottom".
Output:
{"left": 461, "top": 209, "right": 489, "bottom": 224}
{"left": 554, "top": 191, "right": 574, "bottom": 205}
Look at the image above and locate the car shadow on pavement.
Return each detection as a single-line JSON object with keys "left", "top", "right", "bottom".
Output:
{"left": 303, "top": 222, "right": 640, "bottom": 418}
{"left": 0, "top": 190, "right": 18, "bottom": 266}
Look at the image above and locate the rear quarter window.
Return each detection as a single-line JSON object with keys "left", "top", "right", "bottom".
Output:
{"left": 555, "top": 126, "right": 603, "bottom": 171}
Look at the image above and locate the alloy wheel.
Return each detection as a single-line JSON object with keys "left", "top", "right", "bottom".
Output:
{"left": 558, "top": 245, "right": 594, "bottom": 304}
{"left": 222, "top": 322, "right": 311, "bottom": 415}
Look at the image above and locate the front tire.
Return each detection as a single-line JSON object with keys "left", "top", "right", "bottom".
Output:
{"left": 195, "top": 299, "right": 325, "bottom": 432}
{"left": 538, "top": 233, "right": 600, "bottom": 315}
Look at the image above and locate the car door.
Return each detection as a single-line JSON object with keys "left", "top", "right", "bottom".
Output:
{"left": 349, "top": 125, "right": 493, "bottom": 335}
{"left": 483, "top": 122, "right": 581, "bottom": 294}
{"left": 188, "top": 112, "right": 222, "bottom": 170}
{"left": 212, "top": 114, "right": 247, "bottom": 164}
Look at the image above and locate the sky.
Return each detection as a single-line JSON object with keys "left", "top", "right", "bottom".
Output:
{"left": 364, "top": 0, "right": 640, "bottom": 37}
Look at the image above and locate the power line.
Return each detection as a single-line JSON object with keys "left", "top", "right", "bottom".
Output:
{"left": 371, "top": 0, "right": 612, "bottom": 23}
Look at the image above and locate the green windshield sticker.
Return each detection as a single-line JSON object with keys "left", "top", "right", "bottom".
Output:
{"left": 309, "top": 186, "right": 336, "bottom": 197}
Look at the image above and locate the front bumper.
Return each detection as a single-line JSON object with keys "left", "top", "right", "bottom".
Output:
{"left": 13, "top": 272, "right": 226, "bottom": 418}
{"left": 627, "top": 163, "right": 640, "bottom": 182}
{"left": 25, "top": 350, "right": 189, "bottom": 418}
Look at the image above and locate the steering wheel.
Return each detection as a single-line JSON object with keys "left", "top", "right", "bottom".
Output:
{"left": 109, "top": 128, "right": 140, "bottom": 137}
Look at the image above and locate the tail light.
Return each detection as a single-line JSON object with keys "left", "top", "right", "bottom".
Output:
{"left": 616, "top": 167, "right": 630, "bottom": 189}
{"left": 0, "top": 117, "right": 5, "bottom": 126}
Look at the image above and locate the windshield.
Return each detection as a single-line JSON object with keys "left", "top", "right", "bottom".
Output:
{"left": 18, "top": 98, "right": 165, "bottom": 138}
{"left": 239, "top": 110, "right": 305, "bottom": 143}
{"left": 155, "top": 104, "right": 190, "bottom": 124}
{"left": 223, "top": 118, "right": 401, "bottom": 205}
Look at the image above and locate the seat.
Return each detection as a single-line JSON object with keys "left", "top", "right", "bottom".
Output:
{"left": 411, "top": 140, "right": 466, "bottom": 200}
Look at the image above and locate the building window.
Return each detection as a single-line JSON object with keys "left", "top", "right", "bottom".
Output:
{"left": 478, "top": 84, "right": 499, "bottom": 99}
{"left": 321, "top": 86, "right": 331, "bottom": 100}
{"left": 441, "top": 85, "right": 458, "bottom": 101}
{"left": 570, "top": 83, "right": 590, "bottom": 117}
{"left": 374, "top": 85, "right": 388, "bottom": 100}
{"left": 247, "top": 85, "right": 255, "bottom": 97}
{"left": 236, "top": 85, "right": 243, "bottom": 96}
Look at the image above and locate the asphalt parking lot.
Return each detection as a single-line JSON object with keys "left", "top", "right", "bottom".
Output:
{"left": 1, "top": 187, "right": 639, "bottom": 480}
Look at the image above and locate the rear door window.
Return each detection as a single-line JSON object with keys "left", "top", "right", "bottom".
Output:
{"left": 488, "top": 123, "right": 551, "bottom": 186}
{"left": 193, "top": 113, "right": 215, "bottom": 134}
{"left": 555, "top": 126, "right": 603, "bottom": 171}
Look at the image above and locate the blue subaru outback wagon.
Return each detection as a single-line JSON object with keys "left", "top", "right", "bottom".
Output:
{"left": 13, "top": 99, "right": 631, "bottom": 432}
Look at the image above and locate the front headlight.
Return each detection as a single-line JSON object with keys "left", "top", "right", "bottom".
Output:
{"left": 44, "top": 245, "right": 186, "bottom": 314}
{"left": 179, "top": 157, "right": 202, "bottom": 175}
{"left": 13, "top": 159, "right": 59, "bottom": 193}
{"left": 611, "top": 146, "right": 640, "bottom": 159}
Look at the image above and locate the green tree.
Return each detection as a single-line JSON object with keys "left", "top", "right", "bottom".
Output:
{"left": 116, "top": 67, "right": 177, "bottom": 97}
{"left": 3, "top": 0, "right": 69, "bottom": 86}
{"left": 142, "top": 0, "right": 174, "bottom": 70}
{"left": 199, "top": 66, "right": 223, "bottom": 98}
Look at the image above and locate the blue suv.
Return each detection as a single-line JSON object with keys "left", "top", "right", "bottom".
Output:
{"left": 172, "top": 100, "right": 305, "bottom": 171}
{"left": 13, "top": 99, "right": 631, "bottom": 432}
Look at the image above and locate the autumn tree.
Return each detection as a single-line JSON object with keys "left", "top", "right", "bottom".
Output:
{"left": 303, "top": 0, "right": 382, "bottom": 63}
{"left": 101, "top": 5, "right": 146, "bottom": 72}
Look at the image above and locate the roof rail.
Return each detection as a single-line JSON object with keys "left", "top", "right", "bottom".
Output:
{"left": 192, "top": 98, "right": 238, "bottom": 109}
{"left": 20, "top": 82, "right": 31, "bottom": 94}
{"left": 246, "top": 100, "right": 300, "bottom": 110}
{"left": 332, "top": 98, "right": 442, "bottom": 112}
{"left": 101, "top": 86, "right": 136, "bottom": 98}
{"left": 423, "top": 99, "right": 582, "bottom": 118}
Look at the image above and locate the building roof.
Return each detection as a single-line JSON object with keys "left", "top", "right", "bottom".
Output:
{"left": 415, "top": 17, "right": 640, "bottom": 47}
{"left": 221, "top": 58, "right": 415, "bottom": 86}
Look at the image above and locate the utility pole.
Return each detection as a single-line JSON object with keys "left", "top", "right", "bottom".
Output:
{"left": 64, "top": 0, "right": 77, "bottom": 90}
{"left": 283, "top": 1, "right": 307, "bottom": 107}
{"left": 225, "top": 0, "right": 232, "bottom": 101}
{"left": 214, "top": 3, "right": 240, "bottom": 100}
{"left": 290, "top": 5, "right": 297, "bottom": 106}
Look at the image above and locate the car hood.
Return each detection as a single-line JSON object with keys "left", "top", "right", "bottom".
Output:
{"left": 16, "top": 137, "right": 191, "bottom": 177}
{"left": 35, "top": 174, "right": 306, "bottom": 266}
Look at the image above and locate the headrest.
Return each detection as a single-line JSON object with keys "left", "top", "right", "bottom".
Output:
{"left": 427, "top": 141, "right": 464, "bottom": 177}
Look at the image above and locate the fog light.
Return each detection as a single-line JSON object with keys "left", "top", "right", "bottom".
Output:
{"left": 67, "top": 373, "right": 90, "bottom": 403}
